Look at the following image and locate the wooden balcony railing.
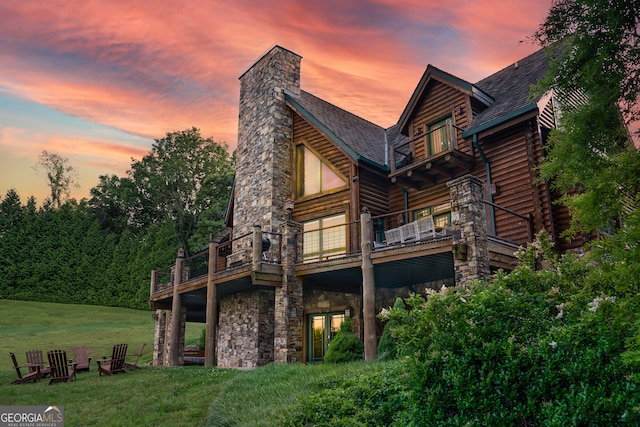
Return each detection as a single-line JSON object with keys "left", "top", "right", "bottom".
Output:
{"left": 151, "top": 228, "right": 283, "bottom": 294}
{"left": 390, "top": 119, "right": 457, "bottom": 174}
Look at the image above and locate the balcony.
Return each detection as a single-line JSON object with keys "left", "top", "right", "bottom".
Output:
{"left": 389, "top": 119, "right": 474, "bottom": 189}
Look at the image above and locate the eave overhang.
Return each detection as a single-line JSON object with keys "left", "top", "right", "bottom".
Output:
{"left": 285, "top": 91, "right": 388, "bottom": 172}
{"left": 461, "top": 103, "right": 539, "bottom": 139}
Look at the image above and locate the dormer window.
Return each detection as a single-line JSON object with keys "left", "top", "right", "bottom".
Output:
{"left": 296, "top": 144, "right": 345, "bottom": 198}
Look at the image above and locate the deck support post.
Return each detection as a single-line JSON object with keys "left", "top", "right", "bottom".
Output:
{"left": 447, "top": 174, "right": 491, "bottom": 288}
{"left": 168, "top": 249, "right": 185, "bottom": 366}
{"left": 360, "top": 208, "right": 377, "bottom": 360}
{"left": 205, "top": 239, "right": 218, "bottom": 367}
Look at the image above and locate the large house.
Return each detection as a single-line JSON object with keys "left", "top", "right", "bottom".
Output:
{"left": 149, "top": 45, "right": 581, "bottom": 368}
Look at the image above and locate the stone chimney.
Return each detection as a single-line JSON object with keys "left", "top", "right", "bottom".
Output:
{"left": 232, "top": 46, "right": 302, "bottom": 238}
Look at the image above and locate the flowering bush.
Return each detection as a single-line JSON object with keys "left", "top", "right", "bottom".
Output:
{"left": 384, "top": 231, "right": 640, "bottom": 425}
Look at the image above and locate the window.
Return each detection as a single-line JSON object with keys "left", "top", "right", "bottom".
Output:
{"left": 427, "top": 117, "right": 451, "bottom": 156}
{"left": 308, "top": 312, "right": 345, "bottom": 362}
{"left": 296, "top": 145, "right": 345, "bottom": 198}
{"left": 302, "top": 213, "right": 346, "bottom": 262}
{"left": 414, "top": 202, "right": 451, "bottom": 229}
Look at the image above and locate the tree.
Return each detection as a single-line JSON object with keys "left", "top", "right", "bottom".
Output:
{"left": 89, "top": 174, "right": 138, "bottom": 234}
{"left": 33, "top": 150, "right": 79, "bottom": 208}
{"left": 532, "top": 0, "right": 640, "bottom": 234}
{"left": 127, "top": 127, "right": 234, "bottom": 255}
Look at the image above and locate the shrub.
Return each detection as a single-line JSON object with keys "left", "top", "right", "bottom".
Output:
{"left": 282, "top": 361, "right": 409, "bottom": 426}
{"left": 377, "top": 297, "right": 405, "bottom": 361}
{"left": 385, "top": 232, "right": 640, "bottom": 425}
{"left": 197, "top": 327, "right": 205, "bottom": 350}
{"left": 323, "top": 317, "right": 363, "bottom": 364}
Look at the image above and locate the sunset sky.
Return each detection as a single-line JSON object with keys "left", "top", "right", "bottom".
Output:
{"left": 0, "top": 0, "right": 557, "bottom": 204}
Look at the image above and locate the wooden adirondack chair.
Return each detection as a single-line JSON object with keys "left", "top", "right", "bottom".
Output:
{"left": 97, "top": 343, "right": 128, "bottom": 376}
{"left": 47, "top": 350, "right": 77, "bottom": 384}
{"left": 25, "top": 349, "right": 51, "bottom": 378}
{"left": 125, "top": 343, "right": 146, "bottom": 371}
{"left": 73, "top": 346, "right": 91, "bottom": 371}
{"left": 10, "top": 352, "right": 41, "bottom": 385}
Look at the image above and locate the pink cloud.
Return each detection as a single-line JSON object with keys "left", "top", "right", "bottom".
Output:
{"left": 0, "top": 0, "right": 575, "bottom": 203}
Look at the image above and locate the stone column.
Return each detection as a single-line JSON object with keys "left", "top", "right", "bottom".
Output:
{"left": 163, "top": 309, "right": 171, "bottom": 366}
{"left": 253, "top": 225, "right": 263, "bottom": 272}
{"left": 152, "top": 309, "right": 166, "bottom": 366}
{"left": 360, "top": 208, "right": 377, "bottom": 360}
{"left": 205, "top": 240, "right": 218, "bottom": 367}
{"left": 274, "top": 221, "right": 304, "bottom": 363}
{"left": 168, "top": 249, "right": 184, "bottom": 366}
{"left": 446, "top": 174, "right": 491, "bottom": 288}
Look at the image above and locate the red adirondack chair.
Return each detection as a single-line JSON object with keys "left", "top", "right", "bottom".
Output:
{"left": 47, "top": 350, "right": 77, "bottom": 384}
{"left": 97, "top": 343, "right": 128, "bottom": 376}
{"left": 10, "top": 352, "right": 41, "bottom": 385}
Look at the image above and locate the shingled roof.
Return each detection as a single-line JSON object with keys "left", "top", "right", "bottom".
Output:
{"left": 284, "top": 47, "right": 552, "bottom": 167}
{"left": 285, "top": 90, "right": 389, "bottom": 168}
{"left": 464, "top": 47, "right": 552, "bottom": 136}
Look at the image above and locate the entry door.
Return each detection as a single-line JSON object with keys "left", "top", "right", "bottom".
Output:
{"left": 307, "top": 312, "right": 345, "bottom": 362}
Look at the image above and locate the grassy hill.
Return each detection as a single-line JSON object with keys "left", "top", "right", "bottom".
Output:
{"left": 0, "top": 300, "right": 387, "bottom": 426}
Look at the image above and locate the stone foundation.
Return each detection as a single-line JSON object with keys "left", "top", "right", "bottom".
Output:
{"left": 217, "top": 290, "right": 275, "bottom": 368}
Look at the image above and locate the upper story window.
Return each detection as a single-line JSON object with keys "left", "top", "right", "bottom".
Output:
{"left": 426, "top": 117, "right": 452, "bottom": 156}
{"left": 302, "top": 213, "right": 346, "bottom": 262}
{"left": 414, "top": 202, "right": 451, "bottom": 229}
{"left": 296, "top": 145, "right": 345, "bottom": 198}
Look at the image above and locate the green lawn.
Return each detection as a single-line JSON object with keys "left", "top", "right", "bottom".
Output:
{"left": 0, "top": 300, "right": 381, "bottom": 426}
{"left": 0, "top": 299, "right": 222, "bottom": 426}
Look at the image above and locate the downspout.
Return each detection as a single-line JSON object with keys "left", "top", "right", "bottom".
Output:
{"left": 472, "top": 134, "right": 496, "bottom": 236}
{"left": 399, "top": 184, "right": 409, "bottom": 224}
{"left": 384, "top": 130, "right": 389, "bottom": 167}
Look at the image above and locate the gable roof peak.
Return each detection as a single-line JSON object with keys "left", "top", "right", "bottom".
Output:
{"left": 397, "top": 64, "right": 492, "bottom": 135}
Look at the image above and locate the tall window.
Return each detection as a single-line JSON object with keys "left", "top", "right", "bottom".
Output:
{"left": 303, "top": 213, "right": 346, "bottom": 262}
{"left": 427, "top": 117, "right": 451, "bottom": 156}
{"left": 296, "top": 145, "right": 345, "bottom": 198}
{"left": 414, "top": 202, "right": 451, "bottom": 229}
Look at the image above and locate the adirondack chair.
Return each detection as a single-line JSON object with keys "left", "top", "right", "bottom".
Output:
{"left": 97, "top": 343, "right": 128, "bottom": 376}
{"left": 10, "top": 352, "right": 41, "bottom": 385}
{"left": 25, "top": 349, "right": 51, "bottom": 378}
{"left": 47, "top": 350, "right": 77, "bottom": 384}
{"left": 73, "top": 346, "right": 91, "bottom": 371}
{"left": 124, "top": 343, "right": 146, "bottom": 370}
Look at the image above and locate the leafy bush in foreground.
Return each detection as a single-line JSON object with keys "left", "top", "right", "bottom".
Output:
{"left": 281, "top": 361, "right": 408, "bottom": 427}
{"left": 384, "top": 231, "right": 640, "bottom": 426}
{"left": 377, "top": 297, "right": 404, "bottom": 361}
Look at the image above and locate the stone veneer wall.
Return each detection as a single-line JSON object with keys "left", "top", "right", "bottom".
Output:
{"left": 447, "top": 174, "right": 491, "bottom": 287}
{"left": 304, "top": 289, "right": 363, "bottom": 338}
{"left": 274, "top": 221, "right": 304, "bottom": 363}
{"left": 217, "top": 290, "right": 275, "bottom": 368}
{"left": 152, "top": 309, "right": 167, "bottom": 366}
{"left": 233, "top": 46, "right": 301, "bottom": 240}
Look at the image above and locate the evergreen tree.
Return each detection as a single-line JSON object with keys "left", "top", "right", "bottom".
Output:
{"left": 324, "top": 317, "right": 364, "bottom": 363}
